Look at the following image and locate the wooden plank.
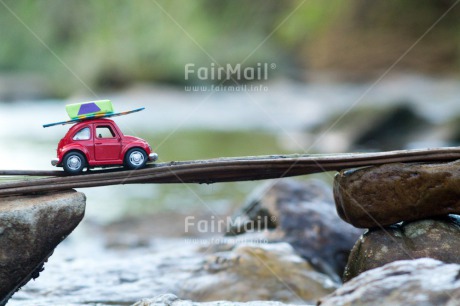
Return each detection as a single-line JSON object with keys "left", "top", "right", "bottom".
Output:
{"left": 0, "top": 147, "right": 459, "bottom": 196}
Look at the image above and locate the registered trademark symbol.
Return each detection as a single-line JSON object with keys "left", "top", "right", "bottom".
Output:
{"left": 270, "top": 216, "right": 277, "bottom": 222}
{"left": 270, "top": 63, "right": 276, "bottom": 69}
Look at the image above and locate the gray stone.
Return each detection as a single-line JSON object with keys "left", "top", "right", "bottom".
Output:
{"left": 343, "top": 216, "right": 460, "bottom": 282}
{"left": 319, "top": 258, "right": 460, "bottom": 306}
{"left": 309, "top": 104, "right": 432, "bottom": 152}
{"left": 334, "top": 161, "right": 460, "bottom": 228}
{"left": 0, "top": 190, "right": 86, "bottom": 305}
{"left": 229, "top": 179, "right": 363, "bottom": 281}
{"left": 352, "top": 104, "right": 431, "bottom": 151}
{"left": 134, "top": 293, "right": 312, "bottom": 306}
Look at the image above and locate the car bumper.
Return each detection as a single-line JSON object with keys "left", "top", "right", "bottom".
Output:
{"left": 149, "top": 153, "right": 158, "bottom": 161}
{"left": 51, "top": 158, "right": 60, "bottom": 166}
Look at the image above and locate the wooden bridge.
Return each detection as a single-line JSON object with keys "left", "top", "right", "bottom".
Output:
{"left": 1, "top": 147, "right": 460, "bottom": 197}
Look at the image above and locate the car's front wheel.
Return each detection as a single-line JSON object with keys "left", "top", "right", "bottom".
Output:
{"left": 124, "top": 148, "right": 147, "bottom": 170}
{"left": 63, "top": 151, "right": 86, "bottom": 175}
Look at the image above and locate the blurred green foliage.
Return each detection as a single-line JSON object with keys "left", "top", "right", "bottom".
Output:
{"left": 1, "top": 0, "right": 459, "bottom": 96}
{"left": 0, "top": 0, "right": 296, "bottom": 95}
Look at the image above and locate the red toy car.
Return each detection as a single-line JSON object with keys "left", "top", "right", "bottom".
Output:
{"left": 51, "top": 118, "right": 158, "bottom": 174}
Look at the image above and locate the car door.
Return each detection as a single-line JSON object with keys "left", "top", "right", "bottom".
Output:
{"left": 72, "top": 125, "right": 93, "bottom": 158}
{"left": 94, "top": 124, "right": 122, "bottom": 161}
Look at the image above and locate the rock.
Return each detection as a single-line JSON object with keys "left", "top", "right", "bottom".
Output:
{"left": 0, "top": 190, "right": 86, "bottom": 305}
{"left": 309, "top": 104, "right": 432, "bottom": 153}
{"left": 179, "top": 243, "right": 337, "bottom": 304}
{"left": 334, "top": 161, "right": 460, "bottom": 228}
{"left": 318, "top": 258, "right": 460, "bottom": 306}
{"left": 134, "top": 293, "right": 310, "bottom": 306}
{"left": 352, "top": 104, "right": 431, "bottom": 151}
{"left": 343, "top": 216, "right": 460, "bottom": 281}
{"left": 228, "top": 179, "right": 363, "bottom": 281}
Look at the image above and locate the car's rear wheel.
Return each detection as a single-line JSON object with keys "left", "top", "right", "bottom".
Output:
{"left": 124, "top": 148, "right": 147, "bottom": 170}
{"left": 63, "top": 152, "right": 86, "bottom": 175}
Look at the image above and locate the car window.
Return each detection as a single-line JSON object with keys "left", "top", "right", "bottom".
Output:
{"left": 73, "top": 127, "right": 91, "bottom": 140}
{"left": 96, "top": 126, "right": 116, "bottom": 138}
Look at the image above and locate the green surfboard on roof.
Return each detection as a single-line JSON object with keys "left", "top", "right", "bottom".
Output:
{"left": 43, "top": 100, "right": 145, "bottom": 128}
{"left": 66, "top": 100, "right": 114, "bottom": 119}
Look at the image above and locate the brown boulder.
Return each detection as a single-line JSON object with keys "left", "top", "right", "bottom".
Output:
{"left": 334, "top": 161, "right": 460, "bottom": 228}
{"left": 343, "top": 216, "right": 460, "bottom": 282}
